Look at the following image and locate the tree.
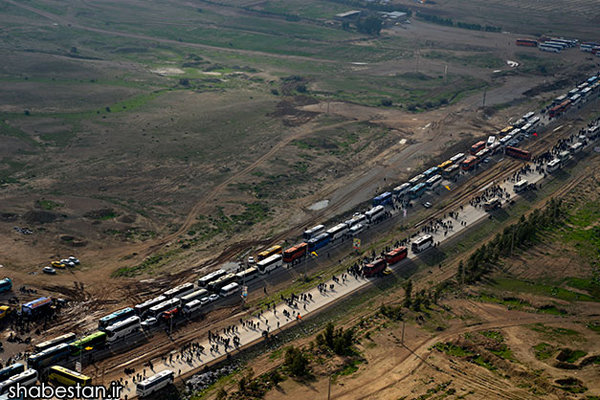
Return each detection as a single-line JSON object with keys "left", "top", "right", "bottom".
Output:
{"left": 457, "top": 260, "right": 464, "bottom": 284}
{"left": 284, "top": 346, "right": 309, "bottom": 376}
{"left": 216, "top": 387, "right": 227, "bottom": 400}
{"left": 404, "top": 279, "right": 413, "bottom": 307}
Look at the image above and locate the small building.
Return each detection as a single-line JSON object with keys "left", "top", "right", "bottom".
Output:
{"left": 334, "top": 10, "right": 362, "bottom": 21}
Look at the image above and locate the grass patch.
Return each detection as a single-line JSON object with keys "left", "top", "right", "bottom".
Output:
{"left": 480, "top": 330, "right": 504, "bottom": 342}
{"left": 529, "top": 323, "right": 580, "bottom": 338}
{"left": 558, "top": 349, "right": 587, "bottom": 364}
{"left": 472, "top": 355, "right": 496, "bottom": 370}
{"left": 490, "top": 277, "right": 597, "bottom": 302}
{"left": 533, "top": 343, "right": 556, "bottom": 361}
{"left": 433, "top": 342, "right": 474, "bottom": 357}
{"left": 537, "top": 305, "right": 567, "bottom": 315}
{"left": 586, "top": 321, "right": 600, "bottom": 333}
{"left": 35, "top": 199, "right": 61, "bottom": 210}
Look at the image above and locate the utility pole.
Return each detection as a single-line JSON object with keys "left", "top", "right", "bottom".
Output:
{"left": 444, "top": 64, "right": 448, "bottom": 82}
{"left": 482, "top": 87, "right": 487, "bottom": 108}
{"left": 401, "top": 320, "right": 406, "bottom": 344}
{"left": 327, "top": 374, "right": 332, "bottom": 400}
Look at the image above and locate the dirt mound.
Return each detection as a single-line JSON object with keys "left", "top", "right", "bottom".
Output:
{"left": 83, "top": 208, "right": 116, "bottom": 220}
{"left": 0, "top": 213, "right": 18, "bottom": 222}
{"left": 118, "top": 215, "right": 136, "bottom": 223}
{"left": 22, "top": 210, "right": 59, "bottom": 224}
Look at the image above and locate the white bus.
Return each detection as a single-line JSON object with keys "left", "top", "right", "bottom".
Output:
{"left": 348, "top": 213, "right": 367, "bottom": 227}
{"left": 256, "top": 254, "right": 282, "bottom": 274}
{"left": 135, "top": 296, "right": 166, "bottom": 317}
{"left": 450, "top": 153, "right": 465, "bottom": 163}
{"left": 529, "top": 116, "right": 540, "bottom": 128}
{"left": 408, "top": 174, "right": 426, "bottom": 185}
{"left": 163, "top": 282, "right": 195, "bottom": 299}
{"left": 105, "top": 316, "right": 141, "bottom": 342}
{"left": 425, "top": 174, "right": 442, "bottom": 188}
{"left": 411, "top": 234, "right": 434, "bottom": 253}
{"left": 136, "top": 370, "right": 174, "bottom": 397}
{"left": 0, "top": 369, "right": 38, "bottom": 394}
{"left": 303, "top": 225, "right": 325, "bottom": 241}
{"left": 198, "top": 269, "right": 227, "bottom": 288}
{"left": 326, "top": 223, "right": 349, "bottom": 241}
{"left": 521, "top": 122, "right": 533, "bottom": 134}
{"left": 393, "top": 183, "right": 411, "bottom": 198}
{"left": 365, "top": 205, "right": 385, "bottom": 223}
{"left": 349, "top": 224, "right": 365, "bottom": 236}
{"left": 547, "top": 158, "right": 561, "bottom": 173}
{"left": 182, "top": 299, "right": 203, "bottom": 315}
{"left": 513, "top": 180, "right": 528, "bottom": 193}
{"left": 486, "top": 136, "right": 496, "bottom": 146}
{"left": 180, "top": 289, "right": 209, "bottom": 305}
{"left": 569, "top": 142, "right": 583, "bottom": 153}
{"left": 235, "top": 267, "right": 258, "bottom": 283}
{"left": 522, "top": 111, "right": 535, "bottom": 121}
{"left": 148, "top": 298, "right": 180, "bottom": 319}
{"left": 219, "top": 282, "right": 240, "bottom": 298}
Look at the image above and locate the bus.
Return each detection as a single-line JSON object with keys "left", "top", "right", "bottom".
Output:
{"left": 134, "top": 296, "right": 166, "bottom": 317}
{"left": 408, "top": 174, "right": 426, "bottom": 186}
{"left": 363, "top": 259, "right": 386, "bottom": 278}
{"left": 442, "top": 164, "right": 460, "bottom": 178}
{"left": 569, "top": 142, "right": 583, "bottom": 153}
{"left": 461, "top": 156, "right": 479, "bottom": 171}
{"left": 98, "top": 307, "right": 136, "bottom": 329}
{"left": 148, "top": 298, "right": 180, "bottom": 319}
{"left": 425, "top": 174, "right": 442, "bottom": 188}
{"left": 393, "top": 183, "right": 411, "bottom": 198}
{"left": 505, "top": 146, "right": 531, "bottom": 161}
{"left": 475, "top": 148, "right": 490, "bottom": 160}
{"left": 47, "top": 365, "right": 91, "bottom": 387}
{"left": 182, "top": 299, "right": 203, "bottom": 315}
{"left": 411, "top": 234, "right": 434, "bottom": 253}
{"left": 470, "top": 141, "right": 486, "bottom": 155}
{"left": 408, "top": 183, "right": 427, "bottom": 199}
{"left": 27, "top": 343, "right": 70, "bottom": 370}
{"left": 513, "top": 180, "right": 528, "bottom": 193}
{"left": 256, "top": 254, "right": 283, "bottom": 274}
{"left": 372, "top": 192, "right": 393, "bottom": 207}
{"left": 450, "top": 153, "right": 465, "bottom": 163}
{"left": 422, "top": 166, "right": 440, "bottom": 179}
{"left": 0, "top": 369, "right": 37, "bottom": 394}
{"left": 499, "top": 126, "right": 513, "bottom": 136}
{"left": 539, "top": 44, "right": 561, "bottom": 53}
{"left": 198, "top": 269, "right": 227, "bottom": 288}
{"left": 516, "top": 39, "right": 537, "bottom": 47}
{"left": 307, "top": 233, "right": 330, "bottom": 252}
{"left": 549, "top": 99, "right": 571, "bottom": 118}
{"left": 21, "top": 297, "right": 52, "bottom": 316}
{"left": 105, "top": 316, "right": 141, "bottom": 342}
{"left": 546, "top": 158, "right": 561, "bottom": 173}
{"left": 483, "top": 198, "right": 501, "bottom": 211}
{"left": 437, "top": 160, "right": 452, "bottom": 170}
{"left": 283, "top": 243, "right": 308, "bottom": 263}
{"left": 163, "top": 282, "right": 195, "bottom": 299}
{"left": 385, "top": 247, "right": 408, "bottom": 265}
{"left": 70, "top": 331, "right": 107, "bottom": 356}
{"left": 34, "top": 333, "right": 76, "bottom": 353}
{"left": 487, "top": 135, "right": 496, "bottom": 146}
{"left": 0, "top": 278, "right": 12, "bottom": 294}
{"left": 219, "top": 282, "right": 240, "bottom": 298}
{"left": 522, "top": 111, "right": 535, "bottom": 121}
{"left": 207, "top": 273, "right": 237, "bottom": 292}
{"left": 257, "top": 245, "right": 283, "bottom": 261}
{"left": 365, "top": 205, "right": 386, "bottom": 222}
{"left": 235, "top": 267, "right": 258, "bottom": 283}
{"left": 136, "top": 370, "right": 174, "bottom": 397}
{"left": 326, "top": 223, "right": 349, "bottom": 241}
{"left": 0, "top": 364, "right": 24, "bottom": 383}
{"left": 180, "top": 289, "right": 209, "bottom": 305}
{"left": 303, "top": 225, "right": 325, "bottom": 241}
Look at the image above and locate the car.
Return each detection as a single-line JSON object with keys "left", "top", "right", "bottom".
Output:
{"left": 43, "top": 267, "right": 56, "bottom": 275}
{"left": 423, "top": 202, "right": 432, "bottom": 209}
{"left": 208, "top": 294, "right": 219, "bottom": 303}
{"left": 247, "top": 256, "right": 255, "bottom": 265}
{"left": 68, "top": 256, "right": 80, "bottom": 265}
{"left": 141, "top": 317, "right": 158, "bottom": 328}
{"left": 199, "top": 297, "right": 210, "bottom": 305}
{"left": 483, "top": 157, "right": 490, "bottom": 164}
{"left": 383, "top": 268, "right": 393, "bottom": 275}
{"left": 51, "top": 261, "right": 66, "bottom": 269}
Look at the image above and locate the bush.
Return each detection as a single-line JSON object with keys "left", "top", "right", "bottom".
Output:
{"left": 315, "top": 322, "right": 355, "bottom": 356}
{"left": 380, "top": 99, "right": 393, "bottom": 106}
{"left": 284, "top": 346, "right": 309, "bottom": 377}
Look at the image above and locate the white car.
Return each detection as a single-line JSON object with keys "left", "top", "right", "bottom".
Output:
{"left": 247, "top": 256, "right": 255, "bottom": 265}
{"left": 141, "top": 317, "right": 158, "bottom": 328}
{"left": 423, "top": 202, "right": 432, "bottom": 209}
{"left": 200, "top": 297, "right": 210, "bottom": 305}
{"left": 208, "top": 294, "right": 219, "bottom": 303}
{"left": 68, "top": 256, "right": 80, "bottom": 265}
{"left": 43, "top": 266, "right": 56, "bottom": 275}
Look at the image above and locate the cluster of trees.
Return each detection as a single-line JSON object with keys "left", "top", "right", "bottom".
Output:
{"left": 356, "top": 16, "right": 383, "bottom": 35}
{"left": 416, "top": 12, "right": 501, "bottom": 32}
{"left": 458, "top": 198, "right": 564, "bottom": 284}
{"left": 402, "top": 279, "right": 441, "bottom": 311}
{"left": 315, "top": 322, "right": 355, "bottom": 356}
